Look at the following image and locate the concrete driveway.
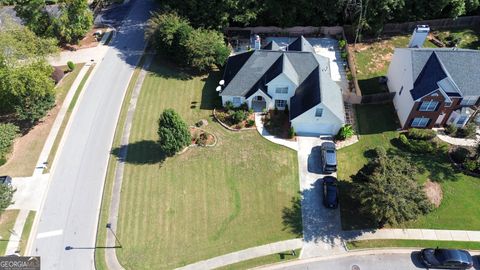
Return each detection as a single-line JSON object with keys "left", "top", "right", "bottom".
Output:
{"left": 296, "top": 136, "right": 345, "bottom": 258}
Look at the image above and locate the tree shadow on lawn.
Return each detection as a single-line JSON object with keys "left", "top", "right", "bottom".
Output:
{"left": 147, "top": 56, "right": 194, "bottom": 81}
{"left": 111, "top": 140, "right": 166, "bottom": 165}
{"left": 388, "top": 140, "right": 458, "bottom": 182}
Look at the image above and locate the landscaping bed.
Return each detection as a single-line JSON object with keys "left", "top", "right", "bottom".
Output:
{"left": 262, "top": 110, "right": 294, "bottom": 139}
{"left": 189, "top": 126, "right": 216, "bottom": 147}
{"left": 214, "top": 105, "right": 255, "bottom": 130}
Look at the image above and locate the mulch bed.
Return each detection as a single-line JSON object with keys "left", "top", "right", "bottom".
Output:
{"left": 214, "top": 108, "right": 255, "bottom": 130}
{"left": 190, "top": 127, "right": 215, "bottom": 146}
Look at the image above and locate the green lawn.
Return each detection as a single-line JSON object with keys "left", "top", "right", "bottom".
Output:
{"left": 19, "top": 211, "right": 35, "bottom": 255}
{"left": 433, "top": 27, "right": 480, "bottom": 50}
{"left": 347, "top": 240, "right": 480, "bottom": 250}
{"left": 216, "top": 249, "right": 301, "bottom": 270}
{"left": 337, "top": 103, "right": 480, "bottom": 231}
{"left": 0, "top": 210, "right": 19, "bottom": 255}
{"left": 114, "top": 58, "right": 300, "bottom": 269}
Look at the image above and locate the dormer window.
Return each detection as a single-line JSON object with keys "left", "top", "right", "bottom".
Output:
{"left": 315, "top": 108, "right": 323, "bottom": 117}
{"left": 460, "top": 96, "right": 478, "bottom": 106}
{"left": 275, "top": 87, "right": 288, "bottom": 94}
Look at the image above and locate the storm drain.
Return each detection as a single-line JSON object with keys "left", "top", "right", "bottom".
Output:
{"left": 352, "top": 265, "right": 360, "bottom": 270}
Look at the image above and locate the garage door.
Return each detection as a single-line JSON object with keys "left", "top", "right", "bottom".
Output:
{"left": 292, "top": 122, "right": 334, "bottom": 135}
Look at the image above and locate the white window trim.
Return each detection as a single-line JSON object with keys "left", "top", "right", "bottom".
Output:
{"left": 419, "top": 100, "right": 438, "bottom": 112}
{"left": 460, "top": 96, "right": 478, "bottom": 106}
{"left": 275, "top": 87, "right": 288, "bottom": 94}
{"left": 411, "top": 117, "right": 429, "bottom": 127}
{"left": 275, "top": 99, "right": 287, "bottom": 108}
{"left": 457, "top": 115, "right": 468, "bottom": 125}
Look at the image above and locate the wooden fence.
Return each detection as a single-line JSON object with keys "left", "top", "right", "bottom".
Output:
{"left": 382, "top": 15, "right": 480, "bottom": 33}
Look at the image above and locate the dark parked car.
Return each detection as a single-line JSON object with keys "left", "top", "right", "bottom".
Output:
{"left": 420, "top": 248, "right": 473, "bottom": 269}
{"left": 0, "top": 176, "right": 12, "bottom": 186}
{"left": 320, "top": 142, "right": 337, "bottom": 174}
{"left": 322, "top": 176, "right": 338, "bottom": 209}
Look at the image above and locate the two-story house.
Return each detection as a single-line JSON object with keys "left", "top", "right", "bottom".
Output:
{"left": 219, "top": 36, "right": 345, "bottom": 135}
{"left": 387, "top": 48, "right": 480, "bottom": 129}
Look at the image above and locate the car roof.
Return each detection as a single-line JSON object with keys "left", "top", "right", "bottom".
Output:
{"left": 321, "top": 142, "right": 336, "bottom": 149}
{"left": 436, "top": 249, "right": 472, "bottom": 263}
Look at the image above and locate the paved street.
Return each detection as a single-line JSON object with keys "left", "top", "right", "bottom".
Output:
{"left": 28, "top": 0, "right": 154, "bottom": 269}
{"left": 260, "top": 251, "right": 480, "bottom": 270}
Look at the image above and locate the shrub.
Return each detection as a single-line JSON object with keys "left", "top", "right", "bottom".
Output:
{"left": 336, "top": 125, "right": 355, "bottom": 140}
{"left": 444, "top": 124, "right": 457, "bottom": 135}
{"left": 196, "top": 133, "right": 209, "bottom": 146}
{"left": 451, "top": 147, "right": 472, "bottom": 164}
{"left": 239, "top": 102, "right": 248, "bottom": 111}
{"left": 408, "top": 139, "right": 435, "bottom": 153}
{"left": 248, "top": 108, "right": 254, "bottom": 114}
{"left": 407, "top": 128, "right": 436, "bottom": 140}
{"left": 338, "top": 39, "right": 346, "bottom": 49}
{"left": 224, "top": 101, "right": 234, "bottom": 111}
{"left": 341, "top": 51, "right": 347, "bottom": 59}
{"left": 67, "top": 61, "right": 75, "bottom": 71}
{"left": 51, "top": 66, "right": 65, "bottom": 84}
{"left": 464, "top": 159, "right": 479, "bottom": 172}
{"left": 231, "top": 110, "right": 247, "bottom": 124}
{"left": 246, "top": 119, "right": 255, "bottom": 127}
{"left": 157, "top": 109, "right": 191, "bottom": 156}
{"left": 288, "top": 126, "right": 295, "bottom": 139}
{"left": 398, "top": 133, "right": 409, "bottom": 147}
{"left": 457, "top": 123, "right": 477, "bottom": 139}
{"left": 0, "top": 123, "right": 19, "bottom": 166}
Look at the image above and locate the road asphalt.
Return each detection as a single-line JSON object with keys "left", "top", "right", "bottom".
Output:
{"left": 27, "top": 0, "right": 154, "bottom": 269}
{"left": 259, "top": 250, "right": 480, "bottom": 270}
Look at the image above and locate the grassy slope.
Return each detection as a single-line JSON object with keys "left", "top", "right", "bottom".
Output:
{"left": 347, "top": 239, "right": 480, "bottom": 250}
{"left": 19, "top": 211, "right": 35, "bottom": 255}
{"left": 115, "top": 59, "right": 299, "bottom": 269}
{"left": 0, "top": 210, "right": 19, "bottom": 255}
{"left": 0, "top": 63, "right": 85, "bottom": 176}
{"left": 337, "top": 104, "right": 480, "bottom": 230}
{"left": 216, "top": 249, "right": 301, "bottom": 270}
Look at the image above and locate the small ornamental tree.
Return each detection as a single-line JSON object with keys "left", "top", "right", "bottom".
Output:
{"left": 0, "top": 183, "right": 15, "bottom": 214}
{"left": 157, "top": 109, "right": 191, "bottom": 156}
{"left": 353, "top": 147, "right": 433, "bottom": 227}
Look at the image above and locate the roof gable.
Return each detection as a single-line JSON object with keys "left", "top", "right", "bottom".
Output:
{"left": 410, "top": 52, "right": 447, "bottom": 100}
{"left": 290, "top": 67, "right": 321, "bottom": 119}
{"left": 262, "top": 40, "right": 281, "bottom": 51}
{"left": 287, "top": 36, "right": 314, "bottom": 52}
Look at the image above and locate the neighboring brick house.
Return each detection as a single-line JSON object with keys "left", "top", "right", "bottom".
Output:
{"left": 387, "top": 48, "right": 480, "bottom": 129}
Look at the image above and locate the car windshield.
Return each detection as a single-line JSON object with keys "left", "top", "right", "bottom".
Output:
{"left": 326, "top": 150, "right": 335, "bottom": 154}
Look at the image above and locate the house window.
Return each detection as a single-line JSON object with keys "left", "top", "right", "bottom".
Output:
{"left": 418, "top": 100, "right": 438, "bottom": 111}
{"left": 315, "top": 108, "right": 323, "bottom": 117}
{"left": 232, "top": 97, "right": 241, "bottom": 107}
{"left": 457, "top": 115, "right": 468, "bottom": 125}
{"left": 460, "top": 96, "right": 478, "bottom": 106}
{"left": 275, "top": 87, "right": 288, "bottom": 94}
{"left": 444, "top": 100, "right": 452, "bottom": 107}
{"left": 275, "top": 99, "right": 287, "bottom": 108}
{"left": 411, "top": 117, "right": 429, "bottom": 128}
{"left": 399, "top": 86, "right": 403, "bottom": 96}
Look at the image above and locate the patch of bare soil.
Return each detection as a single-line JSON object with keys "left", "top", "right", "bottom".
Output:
{"left": 0, "top": 102, "right": 61, "bottom": 177}
{"left": 424, "top": 180, "right": 443, "bottom": 208}
{"left": 62, "top": 27, "right": 107, "bottom": 51}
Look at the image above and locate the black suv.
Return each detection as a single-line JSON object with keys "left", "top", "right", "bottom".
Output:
{"left": 322, "top": 176, "right": 338, "bottom": 209}
{"left": 0, "top": 175, "right": 12, "bottom": 186}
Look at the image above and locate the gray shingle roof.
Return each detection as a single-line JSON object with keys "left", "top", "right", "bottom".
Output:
{"left": 409, "top": 48, "right": 480, "bottom": 98}
{"left": 221, "top": 37, "right": 343, "bottom": 120}
{"left": 262, "top": 40, "right": 281, "bottom": 51}
{"left": 287, "top": 36, "right": 314, "bottom": 53}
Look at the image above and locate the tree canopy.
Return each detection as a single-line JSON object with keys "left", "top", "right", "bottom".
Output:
{"left": 0, "top": 19, "right": 56, "bottom": 123}
{"left": 146, "top": 12, "right": 229, "bottom": 71}
{"left": 157, "top": 109, "right": 191, "bottom": 156}
{"left": 157, "top": 0, "right": 480, "bottom": 34}
{"left": 352, "top": 147, "right": 433, "bottom": 226}
{"left": 14, "top": 0, "right": 93, "bottom": 44}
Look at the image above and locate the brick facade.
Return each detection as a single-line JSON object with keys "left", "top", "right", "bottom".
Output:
{"left": 404, "top": 90, "right": 461, "bottom": 129}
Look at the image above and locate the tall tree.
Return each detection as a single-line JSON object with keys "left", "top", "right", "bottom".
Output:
{"left": 183, "top": 28, "right": 230, "bottom": 71}
{"left": 14, "top": 0, "right": 52, "bottom": 37}
{"left": 53, "top": 0, "right": 93, "bottom": 44}
{"left": 352, "top": 147, "right": 433, "bottom": 226}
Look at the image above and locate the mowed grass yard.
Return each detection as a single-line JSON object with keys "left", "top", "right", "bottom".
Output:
{"left": 115, "top": 59, "right": 300, "bottom": 269}
{"left": 337, "top": 104, "right": 480, "bottom": 231}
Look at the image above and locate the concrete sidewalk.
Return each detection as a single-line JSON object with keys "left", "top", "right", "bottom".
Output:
{"left": 347, "top": 228, "right": 480, "bottom": 242}
{"left": 176, "top": 239, "right": 303, "bottom": 270}
{"left": 4, "top": 209, "right": 29, "bottom": 255}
